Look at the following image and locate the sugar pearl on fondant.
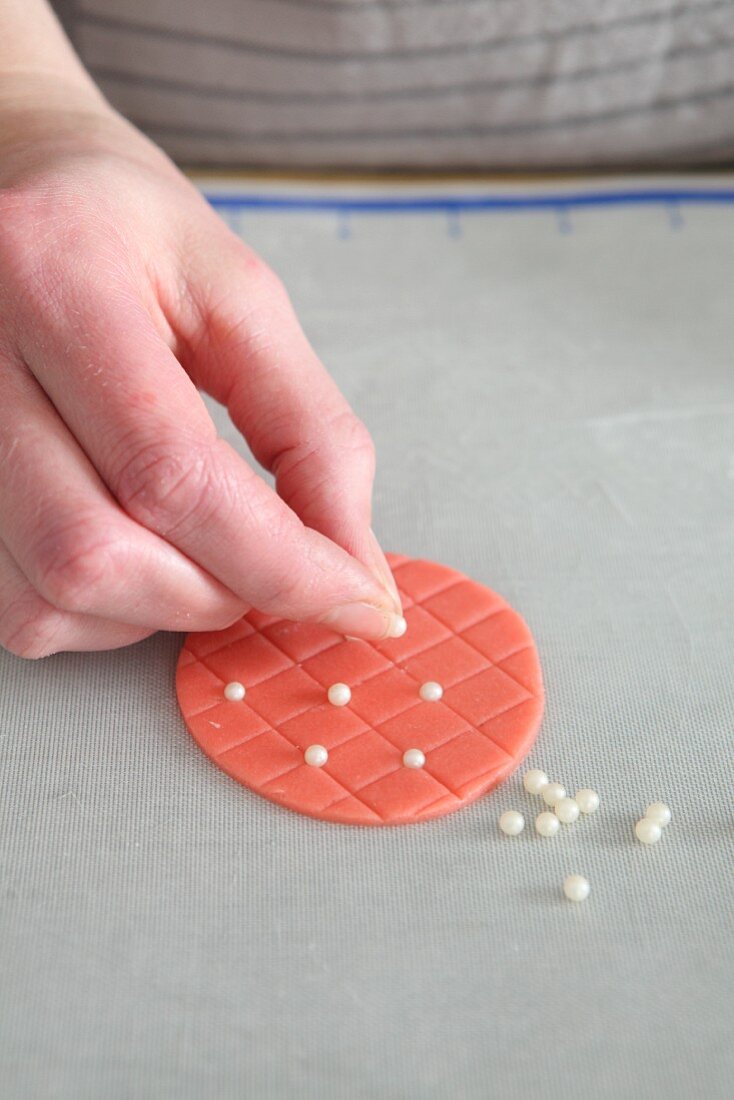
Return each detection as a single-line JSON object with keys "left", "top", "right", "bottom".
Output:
{"left": 327, "top": 683, "right": 352, "bottom": 706}
{"left": 223, "top": 682, "right": 246, "bottom": 701}
{"left": 389, "top": 615, "right": 408, "bottom": 638}
{"left": 403, "top": 748, "right": 426, "bottom": 769}
{"left": 304, "top": 745, "right": 328, "bottom": 767}
{"left": 419, "top": 681, "right": 443, "bottom": 702}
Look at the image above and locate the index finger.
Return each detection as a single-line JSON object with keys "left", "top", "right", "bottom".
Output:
{"left": 179, "top": 246, "right": 400, "bottom": 608}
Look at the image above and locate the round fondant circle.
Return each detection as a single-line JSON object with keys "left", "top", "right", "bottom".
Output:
{"left": 176, "top": 555, "right": 544, "bottom": 825}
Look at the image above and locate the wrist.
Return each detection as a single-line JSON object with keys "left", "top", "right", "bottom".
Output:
{"left": 0, "top": 72, "right": 105, "bottom": 160}
{"left": 0, "top": 73, "right": 167, "bottom": 187}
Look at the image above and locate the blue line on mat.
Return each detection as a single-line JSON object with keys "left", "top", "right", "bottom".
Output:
{"left": 205, "top": 188, "right": 734, "bottom": 214}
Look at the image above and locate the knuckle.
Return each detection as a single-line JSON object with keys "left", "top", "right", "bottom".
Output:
{"left": 319, "top": 408, "right": 376, "bottom": 475}
{"left": 339, "top": 412, "right": 376, "bottom": 468}
{"left": 0, "top": 591, "right": 66, "bottom": 660}
{"left": 204, "top": 264, "right": 291, "bottom": 361}
{"left": 32, "top": 518, "right": 123, "bottom": 613}
{"left": 269, "top": 411, "right": 376, "bottom": 522}
{"left": 240, "top": 251, "right": 288, "bottom": 304}
{"left": 275, "top": 410, "right": 375, "bottom": 474}
{"left": 114, "top": 441, "right": 215, "bottom": 538}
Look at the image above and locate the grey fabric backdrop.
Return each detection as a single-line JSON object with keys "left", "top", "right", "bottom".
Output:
{"left": 1, "top": 177, "right": 733, "bottom": 1099}
{"left": 55, "top": 0, "right": 734, "bottom": 168}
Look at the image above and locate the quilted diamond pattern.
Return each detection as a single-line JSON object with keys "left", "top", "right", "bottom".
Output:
{"left": 176, "top": 555, "right": 544, "bottom": 826}
{"left": 302, "top": 640, "right": 391, "bottom": 688}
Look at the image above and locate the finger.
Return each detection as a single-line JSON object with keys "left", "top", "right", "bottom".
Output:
{"left": 179, "top": 245, "right": 401, "bottom": 608}
{"left": 0, "top": 357, "right": 246, "bottom": 632}
{"left": 18, "top": 283, "right": 402, "bottom": 640}
{"left": 0, "top": 539, "right": 153, "bottom": 658}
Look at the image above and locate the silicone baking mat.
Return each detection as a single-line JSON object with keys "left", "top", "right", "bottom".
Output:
{"left": 1, "top": 175, "right": 732, "bottom": 1099}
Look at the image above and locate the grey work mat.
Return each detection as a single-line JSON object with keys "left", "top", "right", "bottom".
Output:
{"left": 1, "top": 177, "right": 733, "bottom": 1099}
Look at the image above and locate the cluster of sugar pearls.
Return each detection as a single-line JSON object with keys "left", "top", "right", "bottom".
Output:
{"left": 519, "top": 772, "right": 598, "bottom": 842}
{"left": 498, "top": 769, "right": 601, "bottom": 902}
{"left": 500, "top": 772, "right": 597, "bottom": 844}
{"left": 502, "top": 768, "right": 674, "bottom": 901}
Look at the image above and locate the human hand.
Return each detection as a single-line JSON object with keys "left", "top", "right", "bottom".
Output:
{"left": 0, "top": 93, "right": 401, "bottom": 658}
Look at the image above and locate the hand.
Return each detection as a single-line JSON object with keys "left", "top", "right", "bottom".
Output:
{"left": 0, "top": 94, "right": 401, "bottom": 658}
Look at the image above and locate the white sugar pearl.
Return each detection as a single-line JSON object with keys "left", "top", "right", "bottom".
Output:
{"left": 645, "top": 802, "right": 671, "bottom": 828}
{"left": 542, "top": 782, "right": 566, "bottom": 807}
{"left": 575, "top": 788, "right": 600, "bottom": 814}
{"left": 223, "top": 681, "right": 245, "bottom": 702}
{"left": 499, "top": 810, "right": 525, "bottom": 836}
{"left": 555, "top": 797, "right": 580, "bottom": 824}
{"left": 389, "top": 615, "right": 408, "bottom": 638}
{"left": 403, "top": 748, "right": 426, "bottom": 769}
{"left": 304, "top": 744, "right": 328, "bottom": 767}
{"left": 536, "top": 811, "right": 560, "bottom": 837}
{"left": 327, "top": 683, "right": 351, "bottom": 706}
{"left": 635, "top": 818, "right": 662, "bottom": 845}
{"left": 563, "top": 874, "right": 590, "bottom": 902}
{"left": 523, "top": 769, "right": 549, "bottom": 795}
{"left": 419, "top": 681, "right": 443, "bottom": 702}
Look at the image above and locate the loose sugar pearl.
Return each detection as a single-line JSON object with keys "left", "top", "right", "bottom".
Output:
{"left": 635, "top": 818, "right": 662, "bottom": 845}
{"left": 327, "top": 683, "right": 352, "bottom": 706}
{"left": 419, "top": 681, "right": 443, "bottom": 702}
{"left": 563, "top": 874, "right": 590, "bottom": 902}
{"left": 575, "top": 788, "right": 600, "bottom": 814}
{"left": 389, "top": 615, "right": 408, "bottom": 638}
{"left": 536, "top": 811, "right": 560, "bottom": 837}
{"left": 499, "top": 810, "right": 525, "bottom": 836}
{"left": 224, "top": 681, "right": 246, "bottom": 702}
{"left": 523, "top": 769, "right": 549, "bottom": 795}
{"left": 645, "top": 802, "right": 671, "bottom": 828}
{"left": 403, "top": 748, "right": 426, "bottom": 769}
{"left": 542, "top": 782, "right": 566, "bottom": 807}
{"left": 555, "top": 797, "right": 580, "bottom": 824}
{"left": 304, "top": 745, "right": 328, "bottom": 767}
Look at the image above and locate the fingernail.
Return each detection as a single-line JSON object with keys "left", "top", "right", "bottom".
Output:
{"left": 365, "top": 529, "right": 402, "bottom": 613}
{"left": 318, "top": 603, "right": 405, "bottom": 642}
